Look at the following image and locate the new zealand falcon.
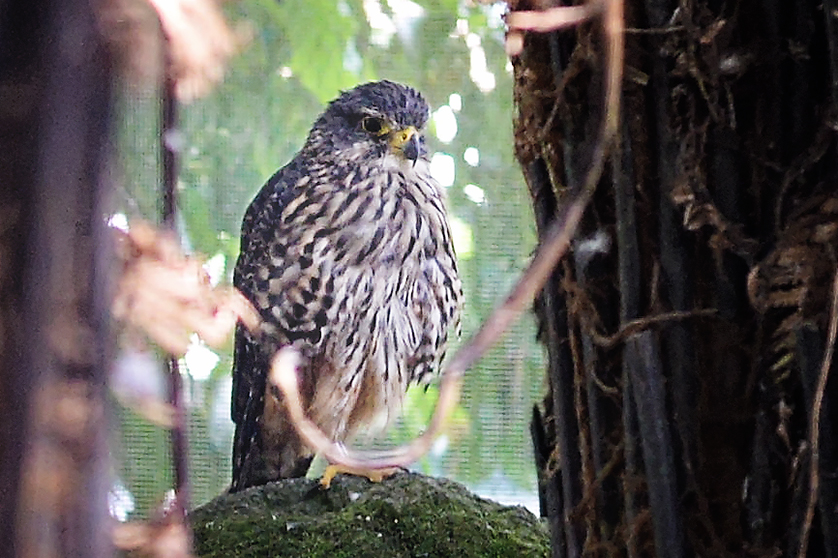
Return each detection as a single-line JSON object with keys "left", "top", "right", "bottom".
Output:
{"left": 231, "top": 81, "right": 463, "bottom": 491}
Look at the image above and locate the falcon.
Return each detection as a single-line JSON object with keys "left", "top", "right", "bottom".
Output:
{"left": 231, "top": 80, "right": 463, "bottom": 491}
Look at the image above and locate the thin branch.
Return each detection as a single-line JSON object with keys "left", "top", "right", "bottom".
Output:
{"left": 505, "top": 4, "right": 600, "bottom": 56}
{"left": 161, "top": 66, "right": 178, "bottom": 230}
{"left": 271, "top": 347, "right": 461, "bottom": 469}
{"left": 271, "top": 0, "right": 625, "bottom": 472}
{"left": 591, "top": 309, "right": 718, "bottom": 348}
{"left": 797, "top": 266, "right": 838, "bottom": 558}
{"left": 507, "top": 4, "right": 601, "bottom": 33}
{"left": 111, "top": 222, "right": 260, "bottom": 356}
{"left": 145, "top": 0, "right": 240, "bottom": 101}
{"left": 451, "top": 0, "right": 623, "bottom": 381}
{"left": 624, "top": 25, "right": 684, "bottom": 35}
{"left": 159, "top": 20, "right": 190, "bottom": 525}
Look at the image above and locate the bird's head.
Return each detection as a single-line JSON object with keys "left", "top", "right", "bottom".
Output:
{"left": 305, "top": 81, "right": 430, "bottom": 167}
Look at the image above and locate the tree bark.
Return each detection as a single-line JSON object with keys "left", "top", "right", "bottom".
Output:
{"left": 516, "top": 1, "right": 838, "bottom": 556}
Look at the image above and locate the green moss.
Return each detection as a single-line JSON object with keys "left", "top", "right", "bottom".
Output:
{"left": 190, "top": 472, "right": 549, "bottom": 558}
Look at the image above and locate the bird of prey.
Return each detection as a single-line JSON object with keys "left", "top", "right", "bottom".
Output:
{"left": 231, "top": 81, "right": 463, "bottom": 491}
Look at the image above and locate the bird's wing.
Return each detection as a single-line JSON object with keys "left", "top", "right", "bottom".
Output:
{"left": 411, "top": 207, "right": 464, "bottom": 384}
{"left": 230, "top": 321, "right": 262, "bottom": 486}
{"left": 230, "top": 164, "right": 301, "bottom": 488}
{"left": 231, "top": 157, "right": 341, "bottom": 487}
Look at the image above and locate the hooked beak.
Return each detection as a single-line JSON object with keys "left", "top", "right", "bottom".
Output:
{"left": 389, "top": 126, "right": 424, "bottom": 163}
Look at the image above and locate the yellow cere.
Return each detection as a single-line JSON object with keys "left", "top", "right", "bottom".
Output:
{"left": 389, "top": 126, "right": 416, "bottom": 149}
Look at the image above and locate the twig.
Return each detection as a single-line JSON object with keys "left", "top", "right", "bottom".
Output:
{"left": 160, "top": 25, "right": 191, "bottom": 522}
{"left": 111, "top": 222, "right": 260, "bottom": 357}
{"left": 507, "top": 4, "right": 601, "bottom": 33}
{"left": 797, "top": 266, "right": 838, "bottom": 558}
{"left": 145, "top": 0, "right": 240, "bottom": 101}
{"left": 624, "top": 25, "right": 684, "bottom": 35}
{"left": 161, "top": 68, "right": 178, "bottom": 230}
{"left": 271, "top": 348, "right": 461, "bottom": 469}
{"left": 167, "top": 357, "right": 189, "bottom": 514}
{"left": 271, "top": 0, "right": 625, "bottom": 472}
{"left": 505, "top": 2, "right": 603, "bottom": 57}
{"left": 591, "top": 309, "right": 718, "bottom": 348}
{"left": 452, "top": 0, "right": 623, "bottom": 381}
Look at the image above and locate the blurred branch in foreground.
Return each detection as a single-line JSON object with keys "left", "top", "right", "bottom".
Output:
{"left": 112, "top": 222, "right": 259, "bottom": 357}
{"left": 5, "top": 0, "right": 114, "bottom": 555}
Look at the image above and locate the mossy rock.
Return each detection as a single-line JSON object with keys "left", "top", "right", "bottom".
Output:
{"left": 190, "top": 471, "right": 549, "bottom": 557}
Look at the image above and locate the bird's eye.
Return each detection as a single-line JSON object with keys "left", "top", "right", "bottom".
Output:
{"left": 361, "top": 116, "right": 388, "bottom": 135}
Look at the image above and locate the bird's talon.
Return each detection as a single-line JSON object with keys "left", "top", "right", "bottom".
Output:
{"left": 320, "top": 465, "right": 339, "bottom": 488}
{"left": 319, "top": 464, "right": 400, "bottom": 489}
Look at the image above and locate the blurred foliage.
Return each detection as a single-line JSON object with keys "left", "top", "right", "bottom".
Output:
{"left": 114, "top": 0, "right": 543, "bottom": 517}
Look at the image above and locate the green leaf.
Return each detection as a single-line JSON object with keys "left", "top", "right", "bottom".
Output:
{"left": 275, "top": 0, "right": 363, "bottom": 102}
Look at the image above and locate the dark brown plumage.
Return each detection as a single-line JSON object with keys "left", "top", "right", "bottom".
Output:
{"left": 231, "top": 81, "right": 463, "bottom": 491}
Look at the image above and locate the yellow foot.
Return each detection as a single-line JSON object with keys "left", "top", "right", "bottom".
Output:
{"left": 320, "top": 464, "right": 401, "bottom": 488}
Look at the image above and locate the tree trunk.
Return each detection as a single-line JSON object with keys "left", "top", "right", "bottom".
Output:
{"left": 0, "top": 0, "right": 115, "bottom": 556}
{"left": 516, "top": 1, "right": 838, "bottom": 556}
